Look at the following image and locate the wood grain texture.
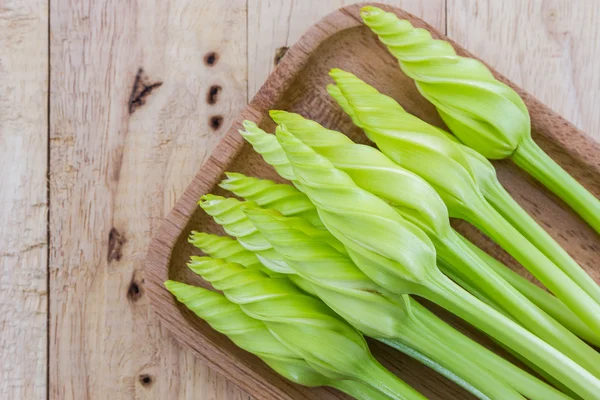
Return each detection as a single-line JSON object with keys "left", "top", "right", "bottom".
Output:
{"left": 248, "top": 0, "right": 445, "bottom": 98}
{"left": 49, "top": 1, "right": 249, "bottom": 399}
{"left": 147, "top": 2, "right": 598, "bottom": 399}
{"left": 448, "top": 0, "right": 600, "bottom": 141}
{"left": 0, "top": 1, "right": 48, "bottom": 399}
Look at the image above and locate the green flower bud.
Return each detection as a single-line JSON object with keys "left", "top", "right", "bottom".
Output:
{"left": 165, "top": 280, "right": 391, "bottom": 399}
{"left": 189, "top": 231, "right": 264, "bottom": 270}
{"left": 239, "top": 121, "right": 295, "bottom": 180}
{"left": 219, "top": 172, "right": 324, "bottom": 229}
{"left": 360, "top": 6, "right": 530, "bottom": 159}
{"left": 276, "top": 124, "right": 438, "bottom": 294}
{"left": 187, "top": 257, "right": 424, "bottom": 399}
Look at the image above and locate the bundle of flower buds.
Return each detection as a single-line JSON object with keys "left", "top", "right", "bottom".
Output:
{"left": 167, "top": 7, "right": 600, "bottom": 400}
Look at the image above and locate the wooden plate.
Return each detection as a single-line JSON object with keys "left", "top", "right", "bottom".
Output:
{"left": 144, "top": 3, "right": 600, "bottom": 399}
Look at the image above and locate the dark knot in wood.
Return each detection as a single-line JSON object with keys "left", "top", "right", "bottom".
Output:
{"left": 107, "top": 227, "right": 126, "bottom": 263}
{"left": 204, "top": 52, "right": 219, "bottom": 66}
{"left": 128, "top": 68, "right": 163, "bottom": 114}
{"left": 139, "top": 374, "right": 153, "bottom": 387}
{"left": 207, "top": 85, "right": 222, "bottom": 105}
{"left": 210, "top": 115, "right": 224, "bottom": 131}
{"left": 274, "top": 47, "right": 289, "bottom": 65}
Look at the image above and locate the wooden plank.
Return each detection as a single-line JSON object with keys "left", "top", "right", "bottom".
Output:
{"left": 447, "top": 0, "right": 600, "bottom": 141}
{"left": 0, "top": 1, "right": 48, "bottom": 399}
{"left": 247, "top": 0, "right": 446, "bottom": 98}
{"left": 49, "top": 1, "right": 250, "bottom": 399}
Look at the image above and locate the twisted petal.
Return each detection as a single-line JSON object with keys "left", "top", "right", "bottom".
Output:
{"left": 200, "top": 194, "right": 344, "bottom": 273}
{"left": 360, "top": 6, "right": 530, "bottom": 159}
{"left": 219, "top": 172, "right": 323, "bottom": 229}
{"left": 165, "top": 280, "right": 336, "bottom": 387}
{"left": 329, "top": 69, "right": 487, "bottom": 218}
{"left": 189, "top": 231, "right": 263, "bottom": 270}
{"left": 276, "top": 125, "right": 439, "bottom": 294}
{"left": 187, "top": 257, "right": 378, "bottom": 381}
{"left": 328, "top": 84, "right": 478, "bottom": 226}
{"left": 198, "top": 194, "right": 294, "bottom": 273}
{"left": 239, "top": 121, "right": 295, "bottom": 180}
{"left": 270, "top": 110, "right": 450, "bottom": 237}
{"left": 245, "top": 207, "right": 415, "bottom": 339}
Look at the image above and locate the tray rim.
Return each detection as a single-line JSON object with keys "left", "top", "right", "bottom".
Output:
{"left": 144, "top": 2, "right": 600, "bottom": 399}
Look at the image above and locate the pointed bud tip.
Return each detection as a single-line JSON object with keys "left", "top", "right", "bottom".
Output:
{"left": 199, "top": 193, "right": 223, "bottom": 203}
{"left": 360, "top": 6, "right": 384, "bottom": 20}
{"left": 189, "top": 231, "right": 212, "bottom": 241}
{"left": 164, "top": 280, "right": 189, "bottom": 293}
{"left": 221, "top": 171, "right": 245, "bottom": 186}
{"left": 242, "top": 120, "right": 257, "bottom": 129}
{"left": 328, "top": 68, "right": 359, "bottom": 86}
{"left": 269, "top": 109, "right": 288, "bottom": 123}
{"left": 326, "top": 83, "right": 340, "bottom": 94}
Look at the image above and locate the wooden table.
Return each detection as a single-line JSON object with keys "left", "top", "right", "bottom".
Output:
{"left": 2, "top": 0, "right": 599, "bottom": 398}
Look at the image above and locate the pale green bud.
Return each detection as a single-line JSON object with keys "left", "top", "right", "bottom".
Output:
{"left": 360, "top": 6, "right": 530, "bottom": 159}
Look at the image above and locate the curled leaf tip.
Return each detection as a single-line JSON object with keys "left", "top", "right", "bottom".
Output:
{"left": 224, "top": 171, "right": 243, "bottom": 179}
{"left": 270, "top": 110, "right": 299, "bottom": 126}
{"left": 326, "top": 83, "right": 339, "bottom": 94}
{"left": 328, "top": 68, "right": 356, "bottom": 83}
{"left": 269, "top": 109, "right": 288, "bottom": 120}
{"left": 360, "top": 5, "right": 383, "bottom": 18}
{"left": 242, "top": 120, "right": 258, "bottom": 129}
{"left": 199, "top": 193, "right": 223, "bottom": 205}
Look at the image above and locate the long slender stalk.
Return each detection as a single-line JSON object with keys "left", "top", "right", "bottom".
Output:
{"left": 512, "top": 136, "right": 600, "bottom": 235}
{"left": 360, "top": 358, "right": 428, "bottom": 400}
{"left": 406, "top": 300, "right": 570, "bottom": 400}
{"left": 468, "top": 196, "right": 600, "bottom": 332}
{"left": 331, "top": 380, "right": 393, "bottom": 400}
{"left": 436, "top": 230, "right": 600, "bottom": 376}
{"left": 380, "top": 321, "right": 525, "bottom": 400}
{"left": 482, "top": 152, "right": 600, "bottom": 307}
{"left": 458, "top": 234, "right": 600, "bottom": 347}
{"left": 423, "top": 273, "right": 600, "bottom": 400}
{"left": 376, "top": 337, "right": 486, "bottom": 399}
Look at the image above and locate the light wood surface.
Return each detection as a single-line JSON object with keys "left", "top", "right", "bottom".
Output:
{"left": 1, "top": 0, "right": 599, "bottom": 399}
{"left": 49, "top": 1, "right": 248, "bottom": 399}
{"left": 0, "top": 1, "right": 48, "bottom": 399}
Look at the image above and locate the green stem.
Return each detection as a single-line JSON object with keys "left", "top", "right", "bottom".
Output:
{"left": 483, "top": 329, "right": 582, "bottom": 400}
{"left": 512, "top": 136, "right": 600, "bottom": 235}
{"left": 377, "top": 337, "right": 486, "bottom": 399}
{"left": 468, "top": 196, "right": 600, "bottom": 332}
{"left": 421, "top": 273, "right": 600, "bottom": 400}
{"left": 458, "top": 234, "right": 600, "bottom": 347}
{"left": 381, "top": 325, "right": 524, "bottom": 400}
{"left": 360, "top": 358, "right": 427, "bottom": 400}
{"left": 437, "top": 261, "right": 500, "bottom": 310}
{"left": 332, "top": 380, "right": 392, "bottom": 400}
{"left": 482, "top": 160, "right": 600, "bottom": 306}
{"left": 410, "top": 300, "right": 570, "bottom": 400}
{"left": 436, "top": 230, "right": 600, "bottom": 377}
{"left": 385, "top": 332, "right": 523, "bottom": 400}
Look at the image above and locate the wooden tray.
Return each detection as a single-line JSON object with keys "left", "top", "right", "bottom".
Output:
{"left": 145, "top": 3, "right": 600, "bottom": 399}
